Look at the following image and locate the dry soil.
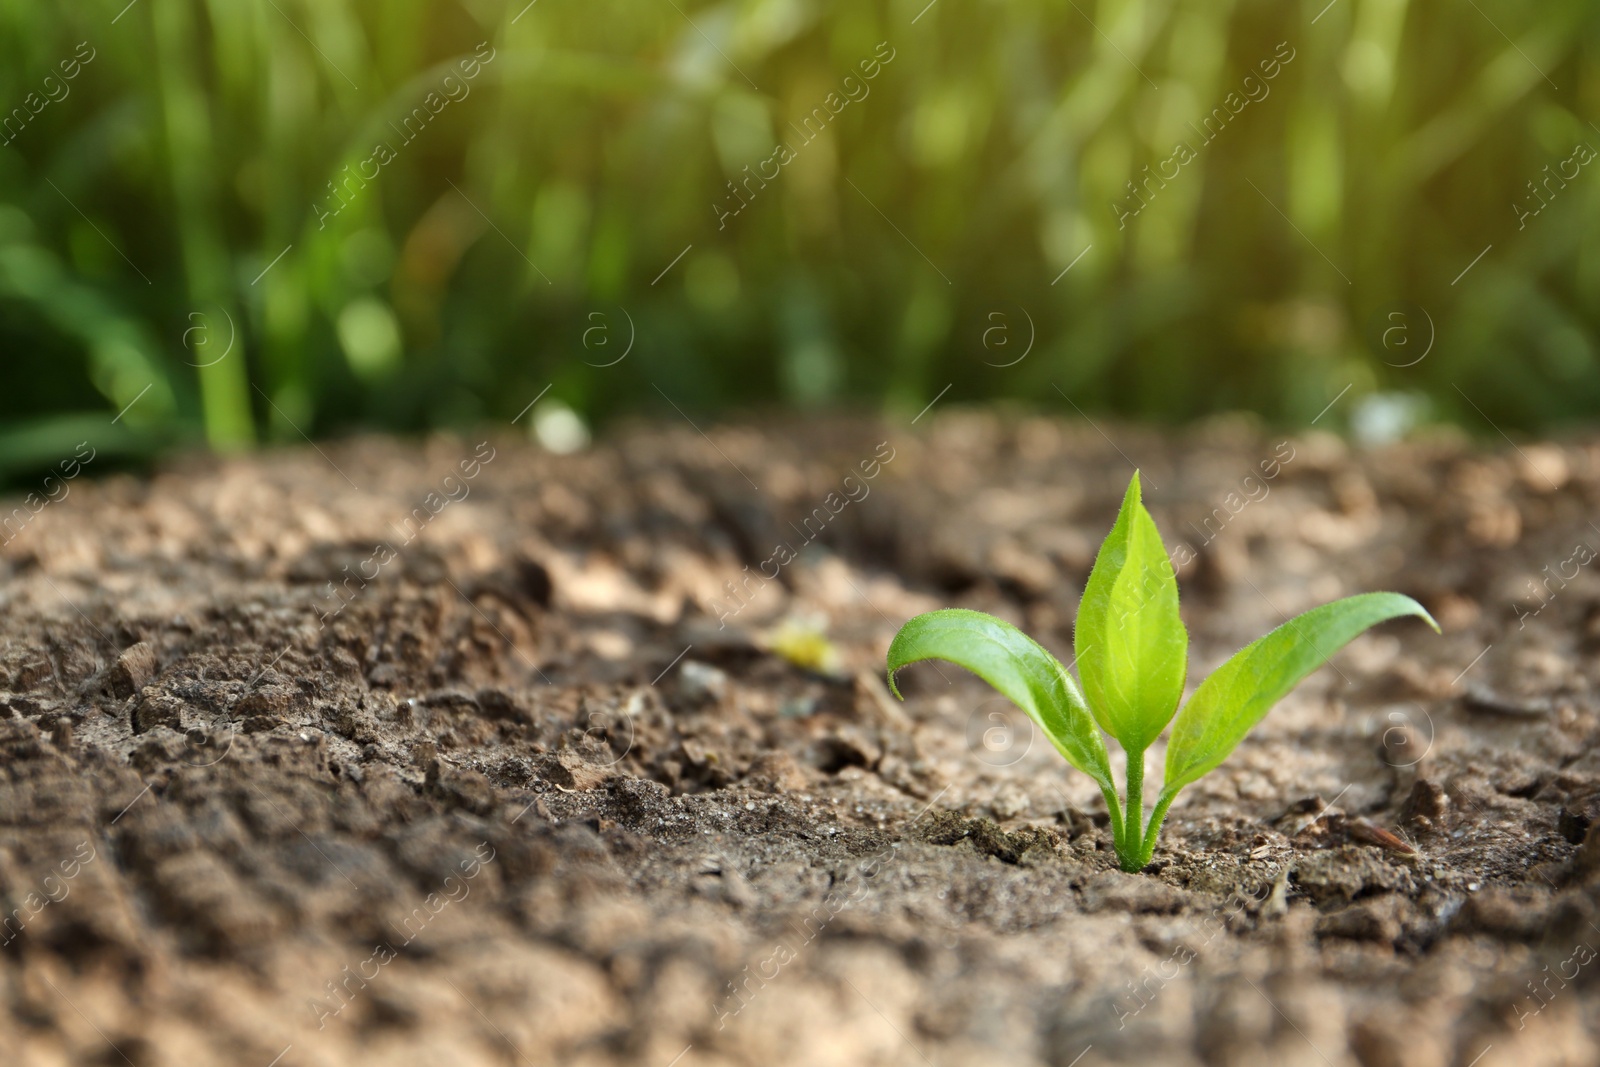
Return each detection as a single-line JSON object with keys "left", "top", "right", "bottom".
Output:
{"left": 1, "top": 413, "right": 1599, "bottom": 1067}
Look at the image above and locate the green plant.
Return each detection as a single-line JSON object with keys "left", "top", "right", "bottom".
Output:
{"left": 886, "top": 472, "right": 1439, "bottom": 872}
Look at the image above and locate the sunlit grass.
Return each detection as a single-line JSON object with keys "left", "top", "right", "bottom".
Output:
{"left": 0, "top": 0, "right": 1593, "bottom": 472}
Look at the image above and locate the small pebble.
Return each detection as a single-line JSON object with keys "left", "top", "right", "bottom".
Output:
{"left": 679, "top": 661, "right": 728, "bottom": 702}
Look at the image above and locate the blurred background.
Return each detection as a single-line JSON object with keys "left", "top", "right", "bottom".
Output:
{"left": 0, "top": 0, "right": 1596, "bottom": 482}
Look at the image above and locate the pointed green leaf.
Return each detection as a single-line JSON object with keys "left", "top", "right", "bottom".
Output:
{"left": 1074, "top": 472, "right": 1188, "bottom": 752}
{"left": 1160, "top": 592, "right": 1439, "bottom": 797}
{"left": 887, "top": 609, "right": 1116, "bottom": 793}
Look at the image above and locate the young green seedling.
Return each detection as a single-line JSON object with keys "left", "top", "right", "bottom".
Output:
{"left": 886, "top": 472, "right": 1439, "bottom": 872}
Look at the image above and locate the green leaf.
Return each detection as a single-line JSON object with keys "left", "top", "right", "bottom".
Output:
{"left": 1160, "top": 592, "right": 1439, "bottom": 797}
{"left": 1074, "top": 472, "right": 1188, "bottom": 752}
{"left": 887, "top": 608, "right": 1116, "bottom": 794}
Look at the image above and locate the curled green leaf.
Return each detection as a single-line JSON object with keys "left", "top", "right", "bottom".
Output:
{"left": 887, "top": 608, "right": 1117, "bottom": 798}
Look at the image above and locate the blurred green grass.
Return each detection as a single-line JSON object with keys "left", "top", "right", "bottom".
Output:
{"left": 0, "top": 0, "right": 1596, "bottom": 475}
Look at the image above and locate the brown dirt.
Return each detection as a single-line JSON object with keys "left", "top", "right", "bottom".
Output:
{"left": 2, "top": 413, "right": 1599, "bottom": 1067}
